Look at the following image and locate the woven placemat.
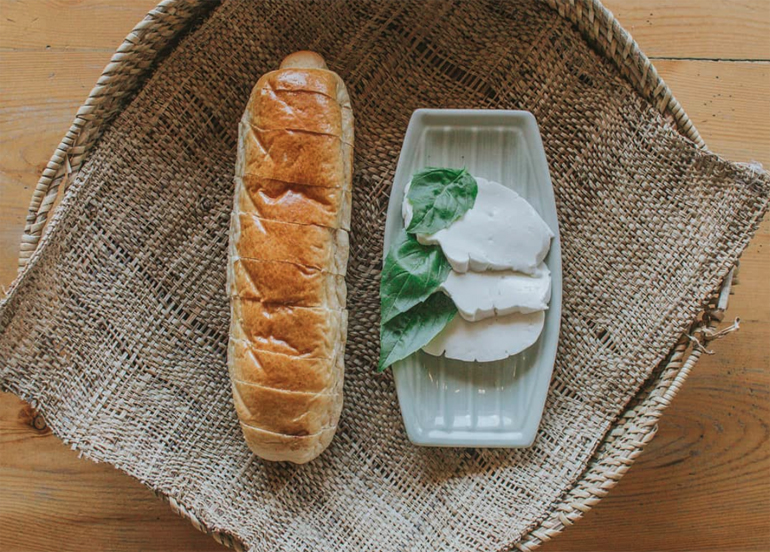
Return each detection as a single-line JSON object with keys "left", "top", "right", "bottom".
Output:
{"left": 1, "top": 1, "right": 768, "bottom": 550}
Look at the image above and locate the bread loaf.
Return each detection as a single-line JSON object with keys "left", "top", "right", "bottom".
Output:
{"left": 228, "top": 51, "right": 353, "bottom": 464}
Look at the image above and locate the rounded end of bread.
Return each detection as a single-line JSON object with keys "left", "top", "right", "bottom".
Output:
{"left": 240, "top": 423, "right": 337, "bottom": 464}
{"left": 279, "top": 51, "right": 328, "bottom": 70}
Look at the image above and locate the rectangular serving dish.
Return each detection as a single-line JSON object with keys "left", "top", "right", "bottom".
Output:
{"left": 384, "top": 109, "right": 562, "bottom": 447}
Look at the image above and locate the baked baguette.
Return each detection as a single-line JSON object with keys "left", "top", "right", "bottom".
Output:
{"left": 228, "top": 51, "right": 353, "bottom": 464}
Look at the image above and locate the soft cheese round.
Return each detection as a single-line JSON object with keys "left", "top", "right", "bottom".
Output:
{"left": 403, "top": 176, "right": 553, "bottom": 274}
{"left": 422, "top": 309, "right": 545, "bottom": 362}
{"left": 440, "top": 263, "right": 551, "bottom": 322}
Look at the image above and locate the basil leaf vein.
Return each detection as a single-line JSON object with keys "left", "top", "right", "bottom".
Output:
{"left": 405, "top": 167, "right": 478, "bottom": 235}
{"left": 380, "top": 230, "right": 452, "bottom": 323}
{"left": 378, "top": 292, "right": 457, "bottom": 372}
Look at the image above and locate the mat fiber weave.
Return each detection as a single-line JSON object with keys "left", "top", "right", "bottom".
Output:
{"left": 1, "top": 1, "right": 768, "bottom": 551}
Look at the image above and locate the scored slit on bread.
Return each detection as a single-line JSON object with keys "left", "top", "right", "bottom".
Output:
{"left": 228, "top": 51, "right": 353, "bottom": 464}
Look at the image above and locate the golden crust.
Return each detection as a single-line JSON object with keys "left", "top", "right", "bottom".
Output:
{"left": 229, "top": 256, "right": 346, "bottom": 309}
{"left": 231, "top": 298, "right": 346, "bottom": 359}
{"left": 229, "top": 53, "right": 352, "bottom": 463}
{"left": 228, "top": 340, "right": 343, "bottom": 393}
{"left": 239, "top": 423, "right": 336, "bottom": 464}
{"left": 231, "top": 212, "right": 349, "bottom": 274}
{"left": 232, "top": 380, "right": 342, "bottom": 436}
{"left": 236, "top": 175, "right": 351, "bottom": 230}
{"left": 240, "top": 125, "right": 343, "bottom": 188}
{"left": 261, "top": 68, "right": 337, "bottom": 96}
{"left": 250, "top": 77, "right": 342, "bottom": 136}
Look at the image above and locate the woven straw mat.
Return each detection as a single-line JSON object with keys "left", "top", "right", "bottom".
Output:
{"left": 1, "top": 1, "right": 768, "bottom": 551}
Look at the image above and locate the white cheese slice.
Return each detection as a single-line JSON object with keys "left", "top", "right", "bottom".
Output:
{"left": 422, "top": 309, "right": 545, "bottom": 362}
{"left": 441, "top": 263, "right": 551, "bottom": 322}
{"left": 403, "top": 176, "right": 553, "bottom": 274}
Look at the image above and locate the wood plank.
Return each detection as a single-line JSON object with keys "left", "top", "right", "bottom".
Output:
{"left": 0, "top": 2, "right": 769, "bottom": 550}
{"left": 603, "top": 0, "right": 770, "bottom": 61}
{"left": 0, "top": 51, "right": 113, "bottom": 287}
{"left": 2, "top": 0, "right": 768, "bottom": 61}
{"left": 543, "top": 218, "right": 770, "bottom": 552}
{"left": 0, "top": 0, "right": 159, "bottom": 52}
{"left": 0, "top": 392, "right": 225, "bottom": 552}
{"left": 656, "top": 61, "right": 770, "bottom": 166}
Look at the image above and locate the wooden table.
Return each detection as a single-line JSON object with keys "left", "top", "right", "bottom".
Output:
{"left": 1, "top": 1, "right": 768, "bottom": 550}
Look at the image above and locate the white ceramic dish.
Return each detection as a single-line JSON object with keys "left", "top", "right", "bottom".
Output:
{"left": 384, "top": 109, "right": 562, "bottom": 447}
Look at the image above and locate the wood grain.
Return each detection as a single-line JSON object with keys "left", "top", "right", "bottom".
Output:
{"left": 542, "top": 216, "right": 770, "bottom": 552}
{"left": 656, "top": 61, "right": 770, "bottom": 166}
{"left": 0, "top": 0, "right": 158, "bottom": 51}
{"left": 0, "top": 0, "right": 155, "bottom": 287}
{"left": 0, "top": 1, "right": 768, "bottom": 551}
{"left": 3, "top": 0, "right": 767, "bottom": 59}
{"left": 602, "top": 0, "right": 770, "bottom": 60}
{"left": 0, "top": 391, "right": 224, "bottom": 552}
{"left": 0, "top": 52, "right": 115, "bottom": 287}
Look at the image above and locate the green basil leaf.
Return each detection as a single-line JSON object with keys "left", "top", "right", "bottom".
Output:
{"left": 380, "top": 230, "right": 452, "bottom": 323}
{"left": 378, "top": 292, "right": 457, "bottom": 372}
{"left": 405, "top": 167, "right": 478, "bottom": 235}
